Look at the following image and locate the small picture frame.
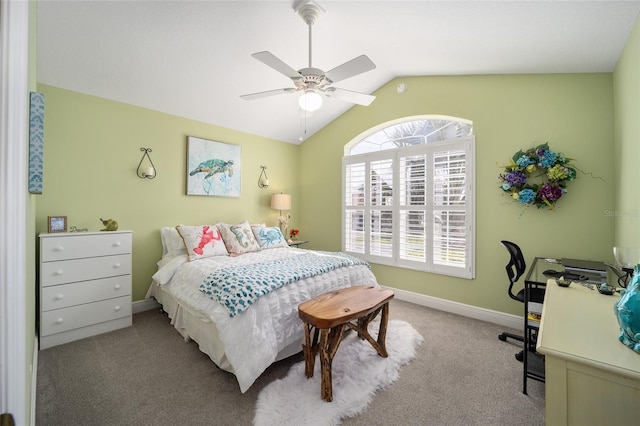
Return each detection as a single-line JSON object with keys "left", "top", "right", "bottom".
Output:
{"left": 47, "top": 216, "right": 67, "bottom": 233}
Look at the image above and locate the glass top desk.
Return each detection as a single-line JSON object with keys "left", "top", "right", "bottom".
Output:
{"left": 525, "top": 257, "right": 607, "bottom": 287}
{"left": 520, "top": 257, "right": 607, "bottom": 394}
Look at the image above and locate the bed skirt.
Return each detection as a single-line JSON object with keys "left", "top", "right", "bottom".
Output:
{"left": 147, "top": 282, "right": 303, "bottom": 374}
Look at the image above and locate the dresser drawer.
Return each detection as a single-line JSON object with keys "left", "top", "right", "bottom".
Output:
{"left": 41, "top": 232, "right": 132, "bottom": 262}
{"left": 40, "top": 295, "right": 131, "bottom": 337}
{"left": 41, "top": 275, "right": 131, "bottom": 312}
{"left": 40, "top": 254, "right": 131, "bottom": 287}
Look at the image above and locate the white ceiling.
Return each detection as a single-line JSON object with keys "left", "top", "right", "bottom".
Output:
{"left": 37, "top": 0, "right": 640, "bottom": 145}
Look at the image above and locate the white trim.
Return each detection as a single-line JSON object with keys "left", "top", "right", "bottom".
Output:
{"left": 0, "top": 0, "right": 29, "bottom": 423}
{"left": 381, "top": 285, "right": 522, "bottom": 330}
{"left": 30, "top": 336, "right": 38, "bottom": 426}
{"left": 132, "top": 298, "right": 161, "bottom": 314}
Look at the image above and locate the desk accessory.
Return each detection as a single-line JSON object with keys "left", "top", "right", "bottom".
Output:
{"left": 597, "top": 283, "right": 615, "bottom": 295}
{"left": 614, "top": 264, "right": 640, "bottom": 354}
{"left": 543, "top": 269, "right": 588, "bottom": 281}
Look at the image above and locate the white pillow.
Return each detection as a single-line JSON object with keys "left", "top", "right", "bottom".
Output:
{"left": 252, "top": 226, "right": 289, "bottom": 249}
{"left": 175, "top": 224, "right": 228, "bottom": 261}
{"left": 160, "top": 227, "right": 187, "bottom": 257}
{"left": 219, "top": 221, "right": 261, "bottom": 256}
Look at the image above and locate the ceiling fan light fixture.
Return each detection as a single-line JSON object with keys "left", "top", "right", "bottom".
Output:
{"left": 299, "top": 89, "right": 323, "bottom": 112}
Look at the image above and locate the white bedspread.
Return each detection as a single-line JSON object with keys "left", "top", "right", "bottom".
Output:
{"left": 150, "top": 248, "right": 378, "bottom": 392}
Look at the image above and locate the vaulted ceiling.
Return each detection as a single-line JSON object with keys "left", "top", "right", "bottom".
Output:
{"left": 37, "top": 1, "right": 640, "bottom": 144}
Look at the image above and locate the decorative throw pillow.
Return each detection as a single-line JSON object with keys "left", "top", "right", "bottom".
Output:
{"left": 252, "top": 226, "right": 289, "bottom": 250}
{"left": 176, "top": 224, "right": 228, "bottom": 261}
{"left": 219, "top": 221, "right": 261, "bottom": 256}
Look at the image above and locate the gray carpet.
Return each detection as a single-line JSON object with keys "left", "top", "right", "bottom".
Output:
{"left": 36, "top": 299, "right": 544, "bottom": 425}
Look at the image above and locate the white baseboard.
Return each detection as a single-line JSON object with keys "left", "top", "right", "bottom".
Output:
{"left": 381, "top": 285, "right": 522, "bottom": 330}
{"left": 132, "top": 298, "right": 161, "bottom": 314}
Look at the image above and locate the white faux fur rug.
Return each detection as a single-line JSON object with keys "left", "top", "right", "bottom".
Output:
{"left": 253, "top": 320, "right": 424, "bottom": 426}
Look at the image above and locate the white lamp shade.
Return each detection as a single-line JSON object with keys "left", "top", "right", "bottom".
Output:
{"left": 298, "top": 90, "right": 323, "bottom": 112}
{"left": 271, "top": 193, "right": 291, "bottom": 211}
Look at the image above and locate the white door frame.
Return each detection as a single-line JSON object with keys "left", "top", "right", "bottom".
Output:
{"left": 0, "top": 0, "right": 30, "bottom": 424}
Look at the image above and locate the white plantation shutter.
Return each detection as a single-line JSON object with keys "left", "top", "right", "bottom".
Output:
{"left": 399, "top": 153, "right": 427, "bottom": 263}
{"left": 433, "top": 148, "right": 468, "bottom": 269}
{"left": 343, "top": 133, "right": 475, "bottom": 279}
{"left": 344, "top": 162, "right": 365, "bottom": 254}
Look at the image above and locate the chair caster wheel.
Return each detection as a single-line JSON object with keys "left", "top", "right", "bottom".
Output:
{"left": 498, "top": 334, "right": 507, "bottom": 341}
{"left": 515, "top": 351, "right": 524, "bottom": 362}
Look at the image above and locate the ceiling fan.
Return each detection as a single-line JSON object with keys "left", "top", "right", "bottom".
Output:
{"left": 240, "top": 0, "right": 376, "bottom": 113}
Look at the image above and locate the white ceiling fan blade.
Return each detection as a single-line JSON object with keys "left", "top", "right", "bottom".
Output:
{"left": 324, "top": 55, "right": 376, "bottom": 84}
{"left": 240, "top": 88, "right": 296, "bottom": 101}
{"left": 252, "top": 51, "right": 302, "bottom": 80}
{"left": 325, "top": 87, "right": 376, "bottom": 106}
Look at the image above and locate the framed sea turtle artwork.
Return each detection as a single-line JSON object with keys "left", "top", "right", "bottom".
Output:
{"left": 186, "top": 136, "right": 241, "bottom": 197}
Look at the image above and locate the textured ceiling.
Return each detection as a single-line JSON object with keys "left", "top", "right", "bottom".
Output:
{"left": 37, "top": 1, "right": 640, "bottom": 144}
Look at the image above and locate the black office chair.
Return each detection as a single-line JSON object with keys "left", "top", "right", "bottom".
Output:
{"left": 498, "top": 241, "right": 546, "bottom": 361}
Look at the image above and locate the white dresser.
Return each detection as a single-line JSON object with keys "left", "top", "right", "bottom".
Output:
{"left": 39, "top": 231, "right": 132, "bottom": 349}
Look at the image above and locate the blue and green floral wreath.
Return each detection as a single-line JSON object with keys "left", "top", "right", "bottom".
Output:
{"left": 498, "top": 143, "right": 576, "bottom": 210}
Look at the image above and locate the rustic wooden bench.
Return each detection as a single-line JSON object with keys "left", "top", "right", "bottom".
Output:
{"left": 298, "top": 285, "right": 395, "bottom": 402}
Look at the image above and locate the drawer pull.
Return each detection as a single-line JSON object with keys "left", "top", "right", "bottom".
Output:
{"left": 114, "top": 305, "right": 121, "bottom": 311}
{"left": 114, "top": 263, "right": 121, "bottom": 268}
{"left": 114, "top": 284, "right": 121, "bottom": 290}
{"left": 55, "top": 270, "right": 64, "bottom": 276}
{"left": 56, "top": 294, "right": 64, "bottom": 300}
{"left": 113, "top": 241, "right": 121, "bottom": 247}
{"left": 54, "top": 246, "right": 64, "bottom": 252}
{"left": 56, "top": 318, "right": 64, "bottom": 324}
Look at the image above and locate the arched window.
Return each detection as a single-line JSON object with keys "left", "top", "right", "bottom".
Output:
{"left": 342, "top": 116, "right": 475, "bottom": 278}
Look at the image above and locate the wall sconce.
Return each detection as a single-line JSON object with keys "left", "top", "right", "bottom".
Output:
{"left": 137, "top": 147, "right": 156, "bottom": 179}
{"left": 258, "top": 165, "right": 269, "bottom": 188}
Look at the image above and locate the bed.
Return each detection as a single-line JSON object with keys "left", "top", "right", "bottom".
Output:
{"left": 145, "top": 222, "right": 378, "bottom": 392}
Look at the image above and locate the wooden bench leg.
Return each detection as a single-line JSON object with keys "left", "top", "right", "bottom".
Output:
{"left": 319, "top": 324, "right": 346, "bottom": 402}
{"left": 377, "top": 302, "right": 390, "bottom": 357}
{"left": 349, "top": 302, "right": 390, "bottom": 357}
{"left": 302, "top": 322, "right": 320, "bottom": 378}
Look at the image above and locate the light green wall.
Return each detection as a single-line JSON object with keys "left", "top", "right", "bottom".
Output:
{"left": 36, "top": 73, "right": 628, "bottom": 317}
{"left": 613, "top": 12, "right": 640, "bottom": 246}
{"left": 36, "top": 85, "right": 298, "bottom": 301}
{"left": 299, "top": 73, "right": 615, "bottom": 315}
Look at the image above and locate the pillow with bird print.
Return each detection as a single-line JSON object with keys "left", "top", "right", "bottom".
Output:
{"left": 176, "top": 224, "right": 228, "bottom": 261}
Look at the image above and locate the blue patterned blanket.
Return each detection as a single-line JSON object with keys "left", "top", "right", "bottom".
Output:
{"left": 198, "top": 251, "right": 370, "bottom": 317}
